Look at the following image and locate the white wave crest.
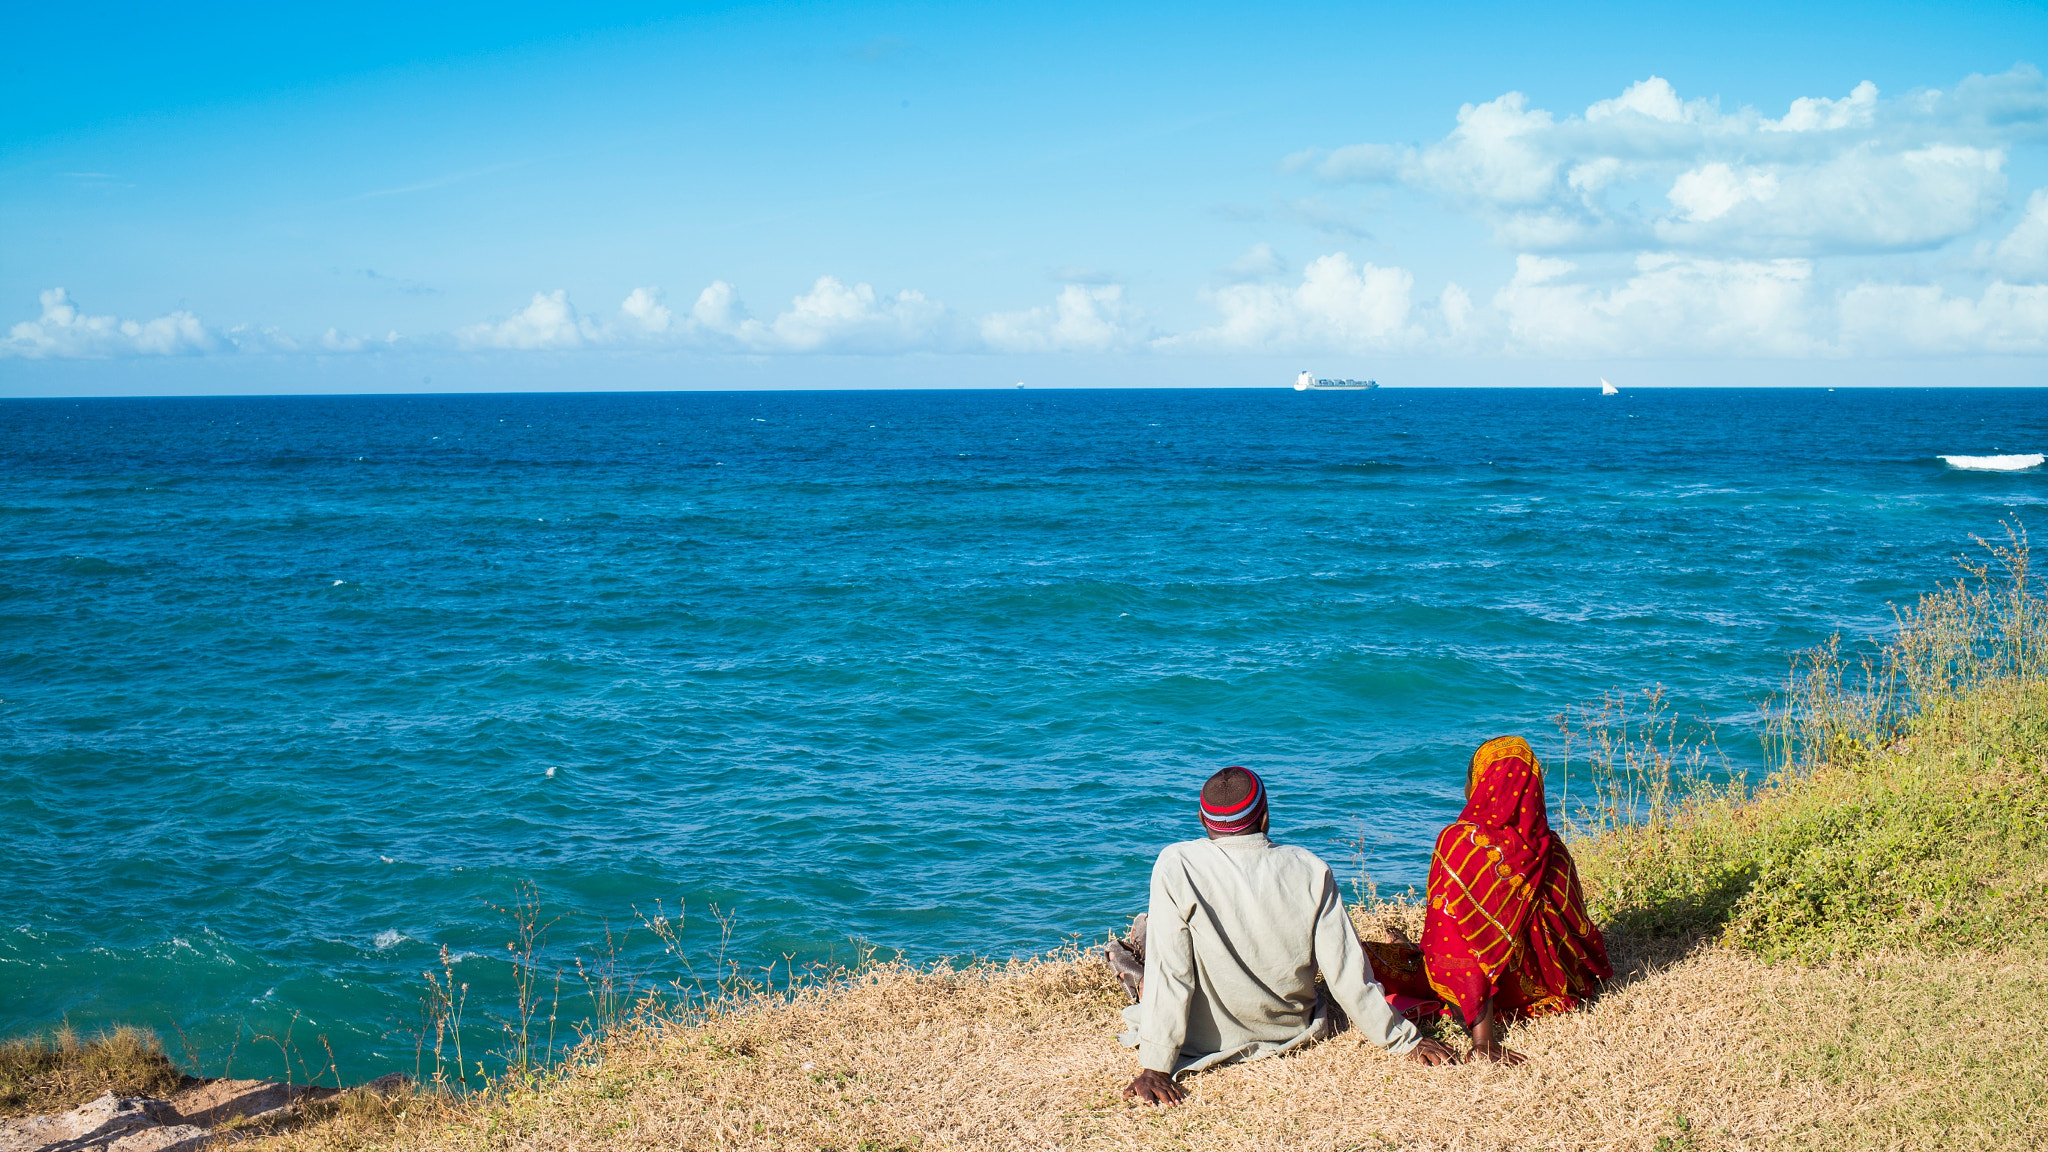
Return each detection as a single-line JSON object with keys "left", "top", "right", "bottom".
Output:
{"left": 374, "top": 930, "right": 407, "bottom": 950}
{"left": 1940, "top": 453, "right": 2045, "bottom": 472}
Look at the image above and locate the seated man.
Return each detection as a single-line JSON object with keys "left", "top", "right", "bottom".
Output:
{"left": 1421, "top": 736, "right": 1612, "bottom": 1063}
{"left": 1111, "top": 766, "right": 1457, "bottom": 1105}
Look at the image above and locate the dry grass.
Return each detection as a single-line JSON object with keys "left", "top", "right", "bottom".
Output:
{"left": 247, "top": 928, "right": 2046, "bottom": 1152}
{"left": 0, "top": 1025, "right": 187, "bottom": 1117}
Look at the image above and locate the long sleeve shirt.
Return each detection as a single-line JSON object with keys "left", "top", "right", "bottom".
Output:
{"left": 1118, "top": 832, "right": 1419, "bottom": 1076}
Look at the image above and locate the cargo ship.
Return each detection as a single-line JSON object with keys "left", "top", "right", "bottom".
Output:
{"left": 1293, "top": 370, "right": 1378, "bottom": 390}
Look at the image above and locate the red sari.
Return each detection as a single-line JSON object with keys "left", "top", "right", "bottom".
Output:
{"left": 1421, "top": 736, "right": 1611, "bottom": 1026}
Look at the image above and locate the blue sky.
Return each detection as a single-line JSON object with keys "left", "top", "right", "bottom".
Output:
{"left": 5, "top": 1, "right": 2048, "bottom": 392}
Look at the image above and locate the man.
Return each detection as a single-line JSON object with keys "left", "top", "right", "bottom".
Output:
{"left": 1111, "top": 766, "right": 1459, "bottom": 1105}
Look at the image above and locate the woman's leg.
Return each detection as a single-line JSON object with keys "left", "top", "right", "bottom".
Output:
{"left": 1467, "top": 996, "right": 1526, "bottom": 1064}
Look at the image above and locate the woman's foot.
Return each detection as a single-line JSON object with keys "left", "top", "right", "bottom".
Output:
{"left": 1105, "top": 939, "right": 1144, "bottom": 1003}
{"left": 1466, "top": 996, "right": 1526, "bottom": 1065}
{"left": 1466, "top": 1041, "right": 1527, "bottom": 1065}
{"left": 1105, "top": 913, "right": 1148, "bottom": 1003}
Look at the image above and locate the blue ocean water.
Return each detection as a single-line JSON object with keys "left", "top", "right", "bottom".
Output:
{"left": 3, "top": 387, "right": 2045, "bottom": 1080}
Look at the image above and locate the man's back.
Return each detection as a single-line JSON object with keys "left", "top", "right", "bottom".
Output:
{"left": 1126, "top": 832, "right": 1416, "bottom": 1076}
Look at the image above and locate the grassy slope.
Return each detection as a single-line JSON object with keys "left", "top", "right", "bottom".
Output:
{"left": 242, "top": 672, "right": 2048, "bottom": 1152}
{"left": 1580, "top": 677, "right": 2048, "bottom": 964}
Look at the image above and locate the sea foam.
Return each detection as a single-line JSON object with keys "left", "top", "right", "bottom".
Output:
{"left": 1939, "top": 453, "right": 2044, "bottom": 472}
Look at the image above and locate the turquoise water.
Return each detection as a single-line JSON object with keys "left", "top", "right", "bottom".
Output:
{"left": 3, "top": 387, "right": 2045, "bottom": 1080}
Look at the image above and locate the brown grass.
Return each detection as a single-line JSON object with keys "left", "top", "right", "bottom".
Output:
{"left": 242, "top": 913, "right": 2046, "bottom": 1152}
{"left": 0, "top": 1025, "right": 187, "bottom": 1117}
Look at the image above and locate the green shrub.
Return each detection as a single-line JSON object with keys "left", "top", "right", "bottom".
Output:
{"left": 1574, "top": 525, "right": 2048, "bottom": 962}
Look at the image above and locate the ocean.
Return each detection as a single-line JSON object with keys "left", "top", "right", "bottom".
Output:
{"left": 3, "top": 386, "right": 2044, "bottom": 1081}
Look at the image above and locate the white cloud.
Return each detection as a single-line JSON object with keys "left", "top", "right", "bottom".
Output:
{"left": 981, "top": 284, "right": 1134, "bottom": 352}
{"left": 1586, "top": 77, "right": 1703, "bottom": 124}
{"left": 1668, "top": 163, "right": 1781, "bottom": 224}
{"left": 455, "top": 277, "right": 950, "bottom": 354}
{"left": 1221, "top": 243, "right": 1289, "bottom": 283}
{"left": 1439, "top": 282, "right": 1473, "bottom": 334}
{"left": 1301, "top": 69, "right": 2042, "bottom": 256}
{"left": 1493, "top": 253, "right": 1820, "bottom": 357}
{"left": 1411, "top": 92, "right": 1559, "bottom": 208}
{"left": 1840, "top": 280, "right": 2048, "bottom": 354}
{"left": 1766, "top": 80, "right": 1879, "bottom": 132}
{"left": 765, "top": 276, "right": 944, "bottom": 352}
{"left": 687, "top": 281, "right": 758, "bottom": 341}
{"left": 619, "top": 287, "right": 673, "bottom": 333}
{"left": 1655, "top": 144, "right": 2005, "bottom": 252}
{"left": 1992, "top": 188, "right": 2048, "bottom": 280}
{"left": 458, "top": 289, "right": 593, "bottom": 350}
{"left": 2, "top": 288, "right": 215, "bottom": 358}
{"left": 1167, "top": 253, "right": 1420, "bottom": 351}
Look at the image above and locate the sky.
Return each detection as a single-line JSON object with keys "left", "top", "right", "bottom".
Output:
{"left": 4, "top": 0, "right": 2047, "bottom": 393}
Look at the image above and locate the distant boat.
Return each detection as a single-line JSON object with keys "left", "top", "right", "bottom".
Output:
{"left": 1294, "top": 370, "right": 1378, "bottom": 391}
{"left": 1600, "top": 378, "right": 1619, "bottom": 396}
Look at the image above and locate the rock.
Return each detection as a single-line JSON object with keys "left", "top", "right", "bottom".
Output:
{"left": 359, "top": 1073, "right": 411, "bottom": 1097}
{"left": 0, "top": 1092, "right": 209, "bottom": 1152}
{"left": 0, "top": 1077, "right": 360, "bottom": 1152}
{"left": 161, "top": 1079, "right": 333, "bottom": 1129}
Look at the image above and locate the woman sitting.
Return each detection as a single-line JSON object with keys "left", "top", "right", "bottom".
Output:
{"left": 1420, "top": 735, "right": 1612, "bottom": 1062}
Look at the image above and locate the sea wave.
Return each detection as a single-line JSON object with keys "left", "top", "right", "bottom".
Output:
{"left": 1939, "top": 453, "right": 2044, "bottom": 471}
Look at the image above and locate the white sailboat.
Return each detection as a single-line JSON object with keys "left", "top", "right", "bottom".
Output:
{"left": 1600, "top": 378, "right": 1619, "bottom": 396}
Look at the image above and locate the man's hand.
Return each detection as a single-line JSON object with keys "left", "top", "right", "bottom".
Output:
{"left": 1405, "top": 1037, "right": 1460, "bottom": 1066}
{"left": 1122, "top": 1068, "right": 1186, "bottom": 1106}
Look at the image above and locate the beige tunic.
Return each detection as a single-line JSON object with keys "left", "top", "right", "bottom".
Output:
{"left": 1119, "top": 832, "right": 1419, "bottom": 1076}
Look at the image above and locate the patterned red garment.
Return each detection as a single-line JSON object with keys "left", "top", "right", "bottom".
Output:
{"left": 1421, "top": 736, "right": 1612, "bottom": 1026}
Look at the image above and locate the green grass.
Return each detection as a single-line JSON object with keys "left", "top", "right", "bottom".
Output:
{"left": 1578, "top": 689, "right": 2048, "bottom": 962}
{"left": 1574, "top": 527, "right": 2048, "bottom": 962}
{"left": 0, "top": 1025, "right": 186, "bottom": 1116}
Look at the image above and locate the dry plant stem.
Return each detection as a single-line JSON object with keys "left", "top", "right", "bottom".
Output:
{"left": 490, "top": 880, "right": 561, "bottom": 1077}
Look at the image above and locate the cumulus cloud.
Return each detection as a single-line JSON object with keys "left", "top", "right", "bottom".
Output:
{"left": 1992, "top": 188, "right": 2048, "bottom": 280}
{"left": 1, "top": 289, "right": 398, "bottom": 358}
{"left": 619, "top": 286, "right": 673, "bottom": 333}
{"left": 981, "top": 284, "right": 1135, "bottom": 352}
{"left": 762, "top": 276, "right": 944, "bottom": 352}
{"left": 458, "top": 277, "right": 949, "bottom": 355}
{"left": 458, "top": 289, "right": 595, "bottom": 350}
{"left": 2, "top": 288, "right": 215, "bottom": 358}
{"left": 1840, "top": 280, "right": 2048, "bottom": 354}
{"left": 1655, "top": 144, "right": 2005, "bottom": 252}
{"left": 1165, "top": 253, "right": 1421, "bottom": 351}
{"left": 1301, "top": 69, "right": 2044, "bottom": 256}
{"left": 1493, "top": 253, "right": 1821, "bottom": 357}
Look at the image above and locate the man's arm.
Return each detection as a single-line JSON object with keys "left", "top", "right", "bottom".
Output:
{"left": 1135, "top": 851, "right": 1198, "bottom": 1076}
{"left": 1311, "top": 868, "right": 1424, "bottom": 1056}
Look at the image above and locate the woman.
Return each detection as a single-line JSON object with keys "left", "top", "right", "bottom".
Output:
{"left": 1421, "top": 735, "right": 1611, "bottom": 1062}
